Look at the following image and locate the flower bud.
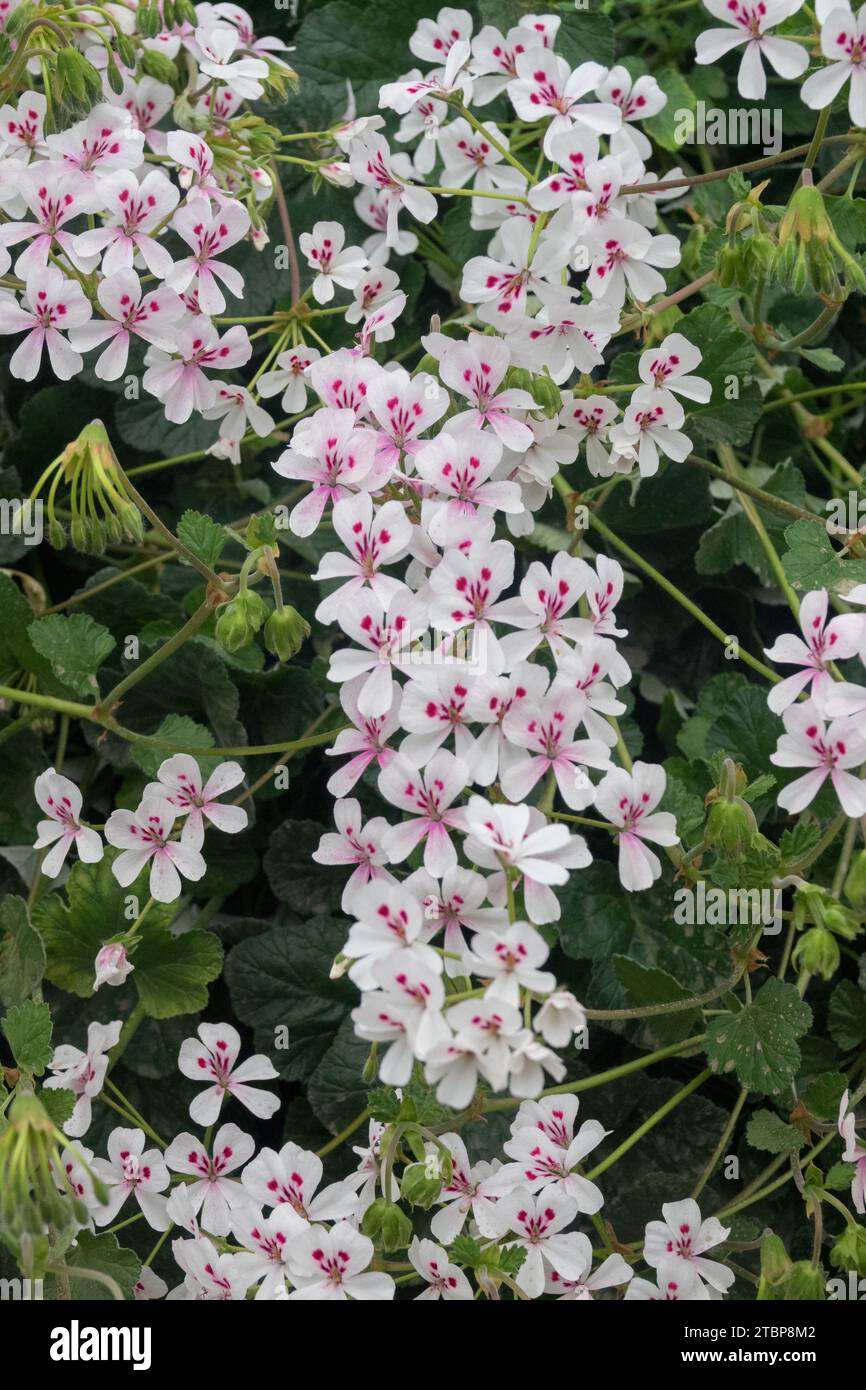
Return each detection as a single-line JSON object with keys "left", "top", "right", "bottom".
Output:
{"left": 792, "top": 926, "right": 839, "bottom": 981}
{"left": 141, "top": 50, "right": 180, "bottom": 85}
{"left": 263, "top": 606, "right": 311, "bottom": 662}
{"left": 757, "top": 1231, "right": 792, "bottom": 1300}
{"left": 215, "top": 591, "right": 269, "bottom": 653}
{"left": 529, "top": 374, "right": 562, "bottom": 418}
{"left": 401, "top": 1158, "right": 444, "bottom": 1208}
{"left": 844, "top": 849, "right": 866, "bottom": 909}
{"left": 361, "top": 1198, "right": 412, "bottom": 1252}
{"left": 93, "top": 943, "right": 134, "bottom": 991}
{"left": 830, "top": 1223, "right": 866, "bottom": 1276}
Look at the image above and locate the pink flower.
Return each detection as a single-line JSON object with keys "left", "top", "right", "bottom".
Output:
{"left": 312, "top": 492, "right": 411, "bottom": 623}
{"left": 464, "top": 798, "right": 591, "bottom": 925}
{"left": 45, "top": 1019, "right": 122, "bottom": 1137}
{"left": 241, "top": 1141, "right": 358, "bottom": 1222}
{"left": 308, "top": 345, "right": 381, "bottom": 417}
{"left": 111, "top": 75, "right": 174, "bottom": 153}
{"left": 352, "top": 954, "right": 448, "bottom": 1083}
{"left": 299, "top": 220, "right": 367, "bottom": 304}
{"left": 838, "top": 1089, "right": 866, "bottom": 1214}
{"left": 494, "top": 551, "right": 590, "bottom": 666}
{"left": 396, "top": 668, "right": 483, "bottom": 770}
{"left": 643, "top": 1198, "right": 735, "bottom": 1294}
{"left": 0, "top": 90, "right": 48, "bottom": 161}
{"left": 410, "top": 7, "right": 474, "bottom": 63}
{"left": 764, "top": 588, "right": 864, "bottom": 714}
{"left": 609, "top": 388, "right": 692, "bottom": 477}
{"left": 594, "top": 761, "right": 679, "bottom": 891}
{"left": 350, "top": 133, "right": 437, "bottom": 248}
{"left": 414, "top": 428, "right": 523, "bottom": 543}
{"left": 33, "top": 767, "right": 103, "bottom": 877}
{"left": 469, "top": 22, "right": 544, "bottom": 105}
{"left": 257, "top": 344, "right": 320, "bottom": 413}
{"left": 46, "top": 102, "right": 144, "bottom": 176}
{"left": 93, "top": 943, "right": 134, "bottom": 992}
{"left": 408, "top": 1237, "right": 473, "bottom": 1300}
{"left": 595, "top": 65, "right": 666, "bottom": 159}
{"left": 325, "top": 673, "right": 401, "bottom": 797}
{"left": 105, "top": 796, "right": 207, "bottom": 903}
{"left": 142, "top": 320, "right": 252, "bottom": 423}
{"left": 273, "top": 406, "right": 379, "bottom": 536}
{"left": 312, "top": 797, "right": 393, "bottom": 912}
{"left": 164, "top": 1123, "right": 255, "bottom": 1236}
{"left": 529, "top": 128, "right": 600, "bottom": 210}
{"left": 73, "top": 168, "right": 180, "bottom": 278}
{"left": 379, "top": 749, "right": 469, "bottom": 876}
{"left": 507, "top": 50, "right": 621, "bottom": 157}
{"left": 428, "top": 536, "right": 517, "bottom": 675}
{"left": 406, "top": 863, "right": 505, "bottom": 969}
{"left": 143, "top": 754, "right": 248, "bottom": 850}
{"left": 366, "top": 363, "right": 450, "bottom": 471}
{"left": 92, "top": 1127, "right": 170, "bottom": 1230}
{"left": 770, "top": 700, "right": 866, "bottom": 815}
{"left": 0, "top": 265, "right": 91, "bottom": 380}
{"left": 435, "top": 332, "right": 535, "bottom": 449}
{"left": 697, "top": 0, "right": 809, "bottom": 102}
{"left": 288, "top": 1222, "right": 395, "bottom": 1301}
{"left": 466, "top": 922, "right": 556, "bottom": 1009}
{"left": 194, "top": 23, "right": 269, "bottom": 99}
{"left": 69, "top": 268, "right": 184, "bottom": 381}
{"left": 638, "top": 332, "right": 711, "bottom": 403}
{"left": 167, "top": 194, "right": 250, "bottom": 314}
{"left": 178, "top": 1022, "right": 279, "bottom": 1125}
{"left": 501, "top": 688, "right": 611, "bottom": 810}
{"left": 327, "top": 589, "right": 428, "bottom": 717}
{"left": 479, "top": 1185, "right": 587, "bottom": 1298}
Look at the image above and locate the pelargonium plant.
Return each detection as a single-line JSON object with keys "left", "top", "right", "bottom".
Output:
{"left": 1, "top": 0, "right": 866, "bottom": 1307}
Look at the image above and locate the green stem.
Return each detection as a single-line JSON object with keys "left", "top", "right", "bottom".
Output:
{"left": 483, "top": 1034, "right": 707, "bottom": 1112}
{"left": 691, "top": 1088, "right": 749, "bottom": 1199}
{"left": 98, "top": 602, "right": 215, "bottom": 712}
{"left": 586, "top": 1069, "right": 711, "bottom": 1181}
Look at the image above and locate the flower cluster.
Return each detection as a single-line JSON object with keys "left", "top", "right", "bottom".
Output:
{"left": 39, "top": 1021, "right": 748, "bottom": 1300}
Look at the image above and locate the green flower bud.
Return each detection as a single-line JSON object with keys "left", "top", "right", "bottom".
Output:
{"left": 844, "top": 849, "right": 866, "bottom": 909}
{"left": 400, "top": 1157, "right": 444, "bottom": 1209}
{"left": 506, "top": 367, "right": 534, "bottom": 395}
{"left": 792, "top": 926, "right": 839, "bottom": 981}
{"left": 777, "top": 1261, "right": 827, "bottom": 1301}
{"left": 141, "top": 50, "right": 179, "bottom": 85}
{"left": 757, "top": 1231, "right": 792, "bottom": 1300}
{"left": 263, "top": 606, "right": 311, "bottom": 662}
{"left": 116, "top": 35, "right": 138, "bottom": 69}
{"left": 48, "top": 518, "right": 67, "bottom": 550}
{"left": 69, "top": 516, "right": 90, "bottom": 551}
{"left": 361, "top": 1198, "right": 412, "bottom": 1253}
{"left": 830, "top": 1223, "right": 866, "bottom": 1276}
{"left": 215, "top": 591, "right": 268, "bottom": 653}
{"left": 529, "top": 374, "right": 562, "bottom": 418}
{"left": 105, "top": 59, "right": 124, "bottom": 96}
{"left": 715, "top": 243, "right": 742, "bottom": 289}
{"left": 705, "top": 798, "right": 758, "bottom": 857}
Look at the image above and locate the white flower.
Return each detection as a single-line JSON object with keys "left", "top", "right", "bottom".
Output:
{"left": 595, "top": 761, "right": 679, "bottom": 890}
{"left": 33, "top": 768, "right": 103, "bottom": 877}
{"left": 643, "top": 1198, "right": 735, "bottom": 1294}
{"left": 695, "top": 0, "right": 809, "bottom": 101}
{"left": 178, "top": 1022, "right": 279, "bottom": 1125}
{"left": 44, "top": 1020, "right": 122, "bottom": 1137}
{"left": 105, "top": 797, "right": 207, "bottom": 903}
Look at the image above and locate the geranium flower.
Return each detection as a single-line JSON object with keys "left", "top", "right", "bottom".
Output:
{"left": 594, "top": 761, "right": 679, "bottom": 890}
{"left": 178, "top": 1022, "right": 279, "bottom": 1125}
{"left": 92, "top": 1127, "right": 170, "bottom": 1230}
{"left": 643, "top": 1198, "right": 735, "bottom": 1294}
{"left": 44, "top": 1019, "right": 122, "bottom": 1138}
{"left": 0, "top": 265, "right": 91, "bottom": 380}
{"left": 695, "top": 0, "right": 808, "bottom": 101}
{"left": 33, "top": 767, "right": 103, "bottom": 877}
{"left": 288, "top": 1222, "right": 395, "bottom": 1300}
{"left": 771, "top": 700, "right": 866, "bottom": 814}
{"left": 164, "top": 1124, "right": 255, "bottom": 1237}
{"left": 105, "top": 796, "right": 207, "bottom": 903}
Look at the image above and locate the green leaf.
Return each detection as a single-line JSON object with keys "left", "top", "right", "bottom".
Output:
{"left": 746, "top": 1108, "right": 804, "bottom": 1154}
{"left": 677, "top": 673, "right": 780, "bottom": 788}
{"left": 705, "top": 980, "right": 812, "bottom": 1095}
{"left": 1, "top": 999, "right": 52, "bottom": 1075}
{"left": 801, "top": 1070, "right": 848, "bottom": 1121}
{"left": 611, "top": 956, "right": 701, "bottom": 1042}
{"left": 27, "top": 613, "right": 116, "bottom": 696}
{"left": 130, "top": 715, "right": 221, "bottom": 779}
{"left": 799, "top": 347, "right": 845, "bottom": 373}
{"left": 782, "top": 518, "right": 866, "bottom": 594}
{"left": 696, "top": 463, "right": 810, "bottom": 584}
{"left": 293, "top": 0, "right": 435, "bottom": 118}
{"left": 40, "top": 1086, "right": 75, "bottom": 1128}
{"left": 306, "top": 1014, "right": 370, "bottom": 1133}
{"left": 35, "top": 842, "right": 223, "bottom": 1021}
{"left": 675, "top": 304, "right": 762, "bottom": 446}
{"left": 51, "top": 1231, "right": 140, "bottom": 1301}
{"left": 35, "top": 855, "right": 173, "bottom": 996}
{"left": 225, "top": 917, "right": 354, "bottom": 1082}
{"left": 828, "top": 979, "right": 866, "bottom": 1051}
{"left": 0, "top": 895, "right": 45, "bottom": 1007}
{"left": 557, "top": 862, "right": 730, "bottom": 1013}
{"left": 555, "top": 11, "right": 615, "bottom": 68}
{"left": 264, "top": 820, "right": 346, "bottom": 916}
{"left": 176, "top": 509, "right": 227, "bottom": 570}
{"left": 132, "top": 925, "right": 224, "bottom": 1019}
